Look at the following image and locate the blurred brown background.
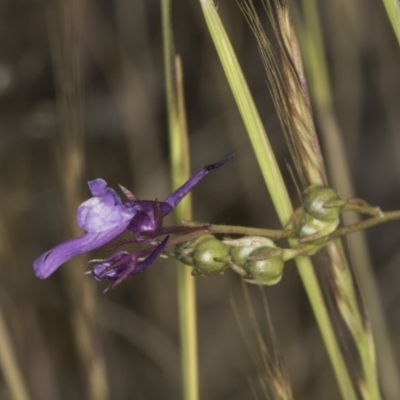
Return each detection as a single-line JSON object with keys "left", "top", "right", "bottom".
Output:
{"left": 1, "top": 0, "right": 400, "bottom": 399}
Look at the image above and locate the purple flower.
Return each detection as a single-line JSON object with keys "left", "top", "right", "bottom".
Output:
{"left": 33, "top": 155, "right": 233, "bottom": 283}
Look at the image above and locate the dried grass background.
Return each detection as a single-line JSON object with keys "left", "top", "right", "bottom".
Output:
{"left": 2, "top": 0, "right": 400, "bottom": 399}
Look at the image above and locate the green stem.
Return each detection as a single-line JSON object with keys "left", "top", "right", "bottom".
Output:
{"left": 343, "top": 202, "right": 382, "bottom": 217}
{"left": 380, "top": 0, "right": 400, "bottom": 47}
{"left": 181, "top": 208, "right": 400, "bottom": 243}
{"left": 293, "top": 255, "right": 356, "bottom": 399}
{"left": 334, "top": 210, "right": 400, "bottom": 236}
{"left": 183, "top": 221, "right": 296, "bottom": 239}
{"left": 161, "top": 1, "right": 199, "bottom": 399}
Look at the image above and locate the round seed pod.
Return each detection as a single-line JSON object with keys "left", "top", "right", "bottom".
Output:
{"left": 192, "top": 235, "right": 230, "bottom": 276}
{"left": 223, "top": 237, "right": 276, "bottom": 266}
{"left": 244, "top": 246, "right": 284, "bottom": 285}
{"left": 303, "top": 185, "right": 344, "bottom": 222}
{"left": 297, "top": 212, "right": 340, "bottom": 241}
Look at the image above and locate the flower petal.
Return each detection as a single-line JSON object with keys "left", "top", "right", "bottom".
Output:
{"left": 77, "top": 179, "right": 135, "bottom": 233}
{"left": 164, "top": 154, "right": 234, "bottom": 211}
{"left": 33, "top": 222, "right": 129, "bottom": 279}
{"left": 134, "top": 236, "right": 169, "bottom": 275}
{"left": 88, "top": 178, "right": 107, "bottom": 196}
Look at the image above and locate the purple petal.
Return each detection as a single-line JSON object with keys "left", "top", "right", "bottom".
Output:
{"left": 88, "top": 179, "right": 107, "bottom": 196}
{"left": 77, "top": 179, "right": 135, "bottom": 233}
{"left": 134, "top": 236, "right": 169, "bottom": 275}
{"left": 33, "top": 222, "right": 129, "bottom": 279}
{"left": 164, "top": 154, "right": 234, "bottom": 211}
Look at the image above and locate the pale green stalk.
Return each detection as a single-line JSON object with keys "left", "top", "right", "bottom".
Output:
{"left": 297, "top": 1, "right": 397, "bottom": 398}
{"left": 199, "top": 1, "right": 356, "bottom": 398}
{"left": 161, "top": 2, "right": 199, "bottom": 399}
{"left": 381, "top": 0, "right": 400, "bottom": 46}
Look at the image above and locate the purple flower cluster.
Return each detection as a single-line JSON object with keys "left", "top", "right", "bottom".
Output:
{"left": 33, "top": 155, "right": 232, "bottom": 288}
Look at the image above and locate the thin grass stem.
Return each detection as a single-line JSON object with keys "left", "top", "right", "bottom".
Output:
{"left": 47, "top": 3, "right": 109, "bottom": 399}
{"left": 380, "top": 0, "right": 400, "bottom": 46}
{"left": 161, "top": 2, "right": 199, "bottom": 399}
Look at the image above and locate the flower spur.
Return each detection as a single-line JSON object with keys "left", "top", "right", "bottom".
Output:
{"left": 33, "top": 155, "right": 233, "bottom": 285}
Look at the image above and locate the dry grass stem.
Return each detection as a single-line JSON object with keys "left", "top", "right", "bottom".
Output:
{"left": 240, "top": 0, "right": 327, "bottom": 188}
{"left": 0, "top": 304, "right": 30, "bottom": 400}
{"left": 48, "top": 2, "right": 109, "bottom": 399}
{"left": 231, "top": 284, "right": 293, "bottom": 400}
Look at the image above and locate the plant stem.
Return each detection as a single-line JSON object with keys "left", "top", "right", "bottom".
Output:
{"left": 334, "top": 210, "right": 400, "bottom": 236}
{"left": 380, "top": 0, "right": 400, "bottom": 46}
{"left": 162, "top": 1, "right": 199, "bottom": 399}
{"left": 183, "top": 221, "right": 296, "bottom": 239}
{"left": 181, "top": 208, "right": 400, "bottom": 243}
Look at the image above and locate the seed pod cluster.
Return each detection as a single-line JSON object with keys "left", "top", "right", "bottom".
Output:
{"left": 175, "top": 235, "right": 286, "bottom": 285}
{"left": 175, "top": 235, "right": 284, "bottom": 285}
{"left": 297, "top": 185, "right": 345, "bottom": 242}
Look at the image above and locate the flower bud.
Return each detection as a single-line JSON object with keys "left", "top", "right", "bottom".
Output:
{"left": 303, "top": 185, "right": 344, "bottom": 222}
{"left": 192, "top": 235, "right": 230, "bottom": 276}
{"left": 244, "top": 246, "right": 284, "bottom": 285}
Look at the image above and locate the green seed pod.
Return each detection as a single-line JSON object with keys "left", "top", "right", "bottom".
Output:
{"left": 303, "top": 185, "right": 344, "bottom": 222}
{"left": 175, "top": 241, "right": 195, "bottom": 266}
{"left": 223, "top": 237, "right": 275, "bottom": 266}
{"left": 192, "top": 235, "right": 230, "bottom": 276}
{"left": 244, "top": 246, "right": 284, "bottom": 285}
{"left": 297, "top": 209, "right": 340, "bottom": 242}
